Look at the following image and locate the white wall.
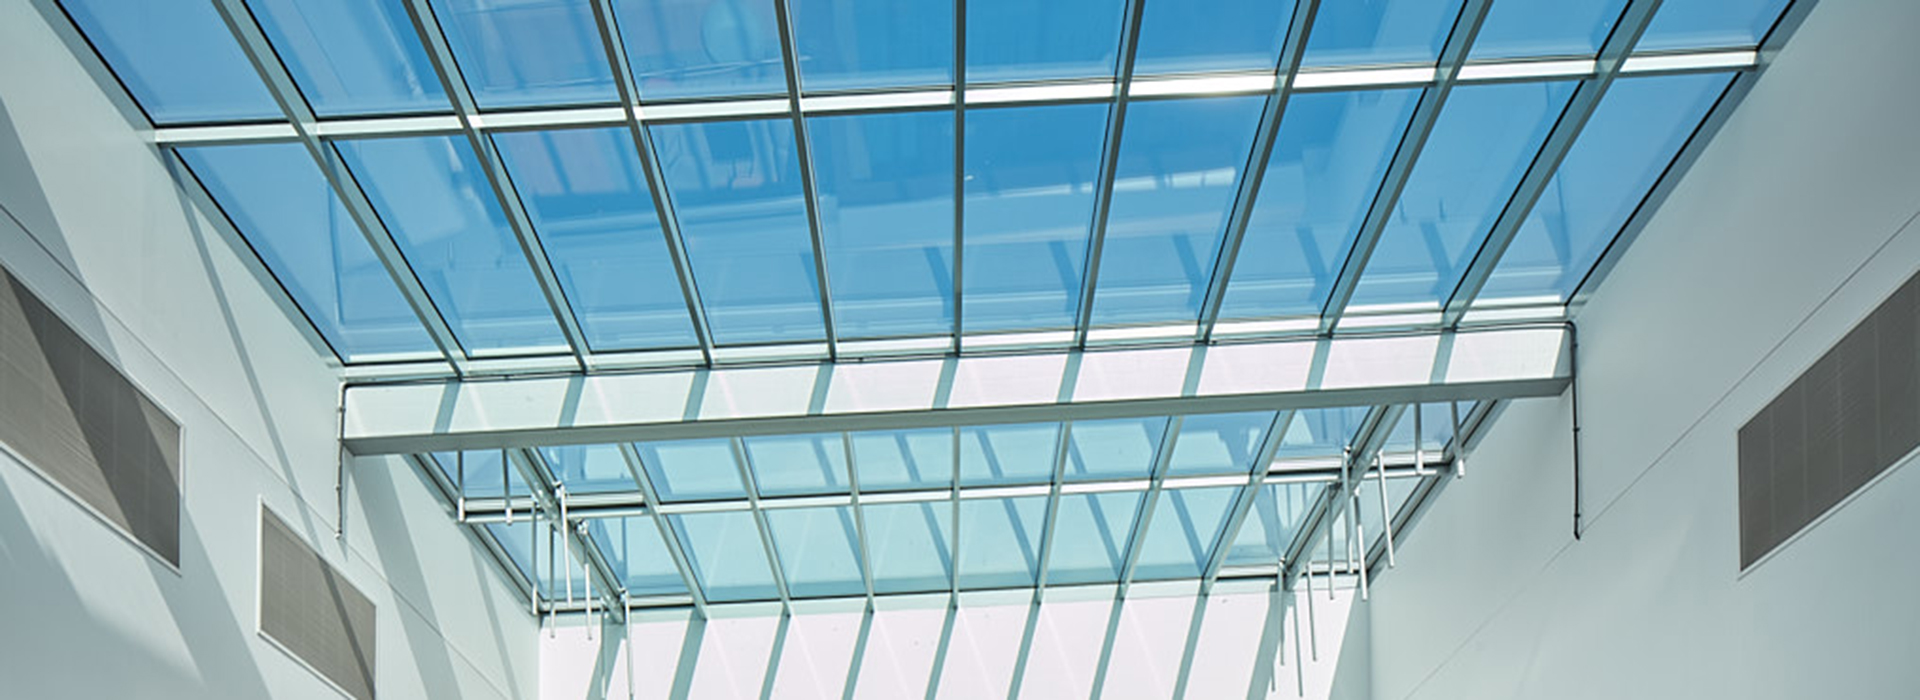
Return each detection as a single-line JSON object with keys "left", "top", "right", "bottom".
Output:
{"left": 0, "top": 3, "right": 537, "bottom": 698}
{"left": 1370, "top": 0, "right": 1920, "bottom": 697}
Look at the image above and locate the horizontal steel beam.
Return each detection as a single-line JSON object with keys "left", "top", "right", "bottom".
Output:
{"left": 344, "top": 326, "right": 1568, "bottom": 455}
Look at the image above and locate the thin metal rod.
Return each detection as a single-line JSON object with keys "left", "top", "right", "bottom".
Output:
{"left": 771, "top": 0, "right": 841, "bottom": 359}
{"left": 1413, "top": 404, "right": 1426, "bottom": 476}
{"left": 1374, "top": 452, "right": 1397, "bottom": 568}
{"left": 456, "top": 452, "right": 467, "bottom": 520}
{"left": 504, "top": 448, "right": 514, "bottom": 525}
{"left": 1290, "top": 590, "right": 1305, "bottom": 695}
{"left": 1071, "top": 0, "right": 1149, "bottom": 347}
{"left": 1353, "top": 495, "right": 1368, "bottom": 601}
{"left": 585, "top": 551, "right": 595, "bottom": 640}
{"left": 562, "top": 486, "right": 574, "bottom": 607}
{"left": 530, "top": 498, "right": 539, "bottom": 616}
{"left": 625, "top": 591, "right": 636, "bottom": 700}
{"left": 1451, "top": 401, "right": 1467, "bottom": 479}
{"left": 1325, "top": 519, "right": 1336, "bottom": 601}
{"left": 1302, "top": 564, "right": 1318, "bottom": 661}
{"left": 1570, "top": 321, "right": 1584, "bottom": 540}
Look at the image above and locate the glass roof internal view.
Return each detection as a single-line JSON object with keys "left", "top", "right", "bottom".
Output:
{"left": 50, "top": 0, "right": 1799, "bottom": 615}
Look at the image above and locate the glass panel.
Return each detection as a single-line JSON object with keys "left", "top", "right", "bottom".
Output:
{"left": 334, "top": 136, "right": 568, "bottom": 354}
{"left": 487, "top": 521, "right": 588, "bottom": 599}
{"left": 863, "top": 502, "right": 953, "bottom": 594}
{"left": 764, "top": 506, "right": 865, "bottom": 597}
{"left": 1378, "top": 402, "right": 1465, "bottom": 454}
{"left": 1065, "top": 418, "right": 1169, "bottom": 481}
{"left": 611, "top": 0, "right": 786, "bottom": 100}
{"left": 59, "top": 0, "right": 281, "bottom": 123}
{"left": 431, "top": 450, "right": 533, "bottom": 497}
{"left": 430, "top": 0, "right": 618, "bottom": 108}
{"left": 587, "top": 516, "right": 688, "bottom": 595}
{"left": 1168, "top": 412, "right": 1276, "bottom": 476}
{"left": 1091, "top": 96, "right": 1266, "bottom": 326}
{"left": 1302, "top": 0, "right": 1464, "bottom": 68}
{"left": 1134, "top": 0, "right": 1295, "bottom": 75}
{"left": 650, "top": 119, "right": 824, "bottom": 345}
{"left": 961, "top": 103, "right": 1107, "bottom": 333}
{"left": 1481, "top": 73, "right": 1732, "bottom": 302}
{"left": 1347, "top": 81, "right": 1578, "bottom": 310}
{"left": 538, "top": 444, "right": 636, "bottom": 494}
{"left": 1218, "top": 88, "right": 1419, "bottom": 320}
{"left": 636, "top": 439, "right": 745, "bottom": 501}
{"left": 1638, "top": 0, "right": 1790, "bottom": 51}
{"left": 851, "top": 429, "right": 953, "bottom": 491}
{"left": 790, "top": 0, "right": 953, "bottom": 91}
{"left": 959, "top": 423, "right": 1061, "bottom": 486}
{"left": 671, "top": 511, "right": 777, "bottom": 601}
{"left": 179, "top": 143, "right": 437, "bottom": 361}
{"left": 1274, "top": 406, "right": 1372, "bottom": 462}
{"left": 1045, "top": 491, "right": 1142, "bottom": 585}
{"left": 966, "top": 0, "right": 1123, "bottom": 82}
{"left": 1225, "top": 482, "right": 1322, "bottom": 567}
{"left": 492, "top": 127, "right": 699, "bottom": 351}
{"left": 956, "top": 496, "right": 1045, "bottom": 588}
{"left": 743, "top": 433, "right": 848, "bottom": 497}
{"left": 245, "top": 0, "right": 449, "bottom": 116}
{"left": 1131, "top": 486, "right": 1238, "bottom": 580}
{"left": 808, "top": 111, "right": 955, "bottom": 338}
{"left": 1471, "top": 0, "right": 1626, "bottom": 60}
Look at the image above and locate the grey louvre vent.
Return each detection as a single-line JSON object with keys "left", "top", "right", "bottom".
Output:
{"left": 1739, "top": 271, "right": 1920, "bottom": 569}
{"left": 0, "top": 265, "right": 181, "bottom": 565}
{"left": 259, "top": 508, "right": 377, "bottom": 700}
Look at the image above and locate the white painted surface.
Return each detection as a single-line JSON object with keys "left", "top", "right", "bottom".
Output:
{"left": 0, "top": 3, "right": 536, "bottom": 698}
{"left": 1371, "top": 0, "right": 1920, "bottom": 697}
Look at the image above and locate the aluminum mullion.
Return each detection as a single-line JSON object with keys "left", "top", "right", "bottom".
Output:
{"left": 398, "top": 0, "right": 590, "bottom": 370}
{"left": 1115, "top": 416, "right": 1185, "bottom": 596}
{"left": 1029, "top": 422, "right": 1078, "bottom": 596}
{"left": 728, "top": 438, "right": 794, "bottom": 608}
{"left": 618, "top": 443, "right": 708, "bottom": 615}
{"left": 1198, "top": 410, "right": 1296, "bottom": 594}
{"left": 1279, "top": 405, "right": 1400, "bottom": 582}
{"left": 843, "top": 433, "right": 877, "bottom": 604}
{"left": 949, "top": 426, "right": 963, "bottom": 597}
{"left": 951, "top": 0, "right": 967, "bottom": 342}
{"left": 518, "top": 448, "right": 627, "bottom": 621}
{"left": 207, "top": 0, "right": 469, "bottom": 375}
{"left": 1440, "top": 0, "right": 1664, "bottom": 328}
{"left": 1197, "top": 0, "right": 1323, "bottom": 342}
{"left": 585, "top": 0, "right": 717, "bottom": 365}
{"left": 1316, "top": 0, "right": 1495, "bottom": 334}
{"left": 770, "top": 0, "right": 841, "bottom": 360}
{"left": 1070, "top": 0, "right": 1149, "bottom": 348}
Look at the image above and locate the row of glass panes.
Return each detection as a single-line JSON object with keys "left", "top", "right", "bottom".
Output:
{"left": 63, "top": 0, "right": 1786, "bottom": 125}
{"left": 178, "top": 71, "right": 1735, "bottom": 361}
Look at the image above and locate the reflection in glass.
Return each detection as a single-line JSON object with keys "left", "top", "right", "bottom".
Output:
{"left": 431, "top": 0, "right": 618, "bottom": 108}
{"left": 61, "top": 0, "right": 281, "bottom": 123}
{"left": 808, "top": 111, "right": 955, "bottom": 338}
{"left": 1132, "top": 486, "right": 1238, "bottom": 580}
{"left": 765, "top": 506, "right": 865, "bottom": 597}
{"left": 790, "top": 0, "right": 953, "bottom": 91}
{"left": 1134, "top": 0, "right": 1295, "bottom": 75}
{"left": 245, "top": 0, "right": 449, "bottom": 115}
{"left": 672, "top": 511, "right": 778, "bottom": 601}
{"left": 968, "top": 0, "right": 1124, "bottom": 82}
{"left": 962, "top": 104, "right": 1108, "bottom": 333}
{"left": 612, "top": 0, "right": 787, "bottom": 100}
{"left": 1302, "top": 0, "right": 1464, "bottom": 68}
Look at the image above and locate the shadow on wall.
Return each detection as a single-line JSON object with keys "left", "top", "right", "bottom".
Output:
{"left": 538, "top": 582, "right": 1373, "bottom": 700}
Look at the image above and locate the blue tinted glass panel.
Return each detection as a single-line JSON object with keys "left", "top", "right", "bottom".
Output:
{"left": 959, "top": 423, "right": 1061, "bottom": 486}
{"left": 967, "top": 0, "right": 1123, "bottom": 82}
{"left": 637, "top": 439, "right": 745, "bottom": 501}
{"left": 245, "top": 0, "right": 449, "bottom": 116}
{"left": 1135, "top": 0, "right": 1295, "bottom": 74}
{"left": 809, "top": 111, "right": 955, "bottom": 338}
{"left": 1274, "top": 406, "right": 1371, "bottom": 461}
{"left": 488, "top": 521, "right": 587, "bottom": 598}
{"left": 744, "top": 433, "right": 848, "bottom": 496}
{"left": 493, "top": 127, "right": 698, "bottom": 351}
{"left": 612, "top": 0, "right": 785, "bottom": 100}
{"left": 335, "top": 136, "right": 567, "bottom": 354}
{"left": 1065, "top": 418, "right": 1168, "bottom": 481}
{"left": 962, "top": 104, "right": 1107, "bottom": 333}
{"left": 1471, "top": 0, "right": 1625, "bottom": 59}
{"left": 851, "top": 429, "right": 953, "bottom": 491}
{"left": 1133, "top": 486, "right": 1237, "bottom": 580}
{"left": 1046, "top": 492, "right": 1142, "bottom": 585}
{"left": 539, "top": 444, "right": 635, "bottom": 494}
{"left": 765, "top": 507, "right": 865, "bottom": 597}
{"left": 431, "top": 450, "right": 533, "bottom": 497}
{"left": 1639, "top": 0, "right": 1789, "bottom": 51}
{"left": 180, "top": 144, "right": 437, "bottom": 361}
{"left": 791, "top": 0, "right": 952, "bottom": 91}
{"left": 60, "top": 0, "right": 281, "bottom": 123}
{"left": 587, "top": 516, "right": 688, "bottom": 595}
{"left": 956, "top": 496, "right": 1044, "bottom": 588}
{"left": 1225, "top": 482, "right": 1322, "bottom": 567}
{"left": 1219, "top": 89, "right": 1418, "bottom": 320}
{"left": 1482, "top": 73, "right": 1731, "bottom": 302}
{"left": 1302, "top": 0, "right": 1464, "bottom": 67}
{"left": 1092, "top": 97, "right": 1266, "bottom": 326}
{"left": 863, "top": 502, "right": 952, "bottom": 594}
{"left": 431, "top": 0, "right": 618, "bottom": 108}
{"left": 1349, "top": 81, "right": 1577, "bottom": 309}
{"left": 1378, "top": 402, "right": 1464, "bottom": 453}
{"left": 651, "top": 119, "right": 824, "bottom": 344}
{"left": 671, "top": 511, "right": 777, "bottom": 601}
{"left": 1168, "top": 412, "right": 1276, "bottom": 476}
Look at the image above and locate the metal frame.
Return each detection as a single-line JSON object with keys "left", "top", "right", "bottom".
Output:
{"left": 1069, "top": 0, "right": 1148, "bottom": 347}
{"left": 770, "top": 0, "right": 842, "bottom": 359}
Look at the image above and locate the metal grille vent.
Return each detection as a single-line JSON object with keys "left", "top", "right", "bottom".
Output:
{"left": 1739, "top": 271, "right": 1920, "bottom": 568}
{"left": 259, "top": 508, "right": 377, "bottom": 700}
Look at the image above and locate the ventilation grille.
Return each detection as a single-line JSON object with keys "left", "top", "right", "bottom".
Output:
{"left": 260, "top": 508, "right": 377, "bottom": 700}
{"left": 0, "top": 265, "right": 181, "bottom": 565}
{"left": 1739, "top": 272, "right": 1920, "bottom": 569}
